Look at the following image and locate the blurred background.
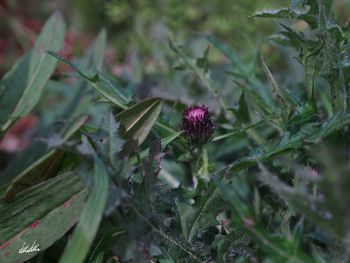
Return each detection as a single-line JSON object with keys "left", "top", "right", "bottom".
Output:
{"left": 0, "top": 1, "right": 349, "bottom": 84}
{"left": 2, "top": 0, "right": 347, "bottom": 73}
{"left": 1, "top": 0, "right": 350, "bottom": 74}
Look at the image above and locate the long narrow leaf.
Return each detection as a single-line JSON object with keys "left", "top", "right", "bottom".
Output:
{"left": 0, "top": 172, "right": 87, "bottom": 263}
{"left": 0, "top": 13, "right": 65, "bottom": 132}
{"left": 59, "top": 147, "right": 108, "bottom": 263}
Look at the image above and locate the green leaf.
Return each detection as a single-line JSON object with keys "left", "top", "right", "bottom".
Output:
{"left": 0, "top": 172, "right": 87, "bottom": 263}
{"left": 0, "top": 116, "right": 87, "bottom": 202}
{"left": 177, "top": 183, "right": 222, "bottom": 242}
{"left": 196, "top": 45, "right": 210, "bottom": 73}
{"left": 98, "top": 73, "right": 131, "bottom": 105}
{"left": 90, "top": 29, "right": 107, "bottom": 71}
{"left": 59, "top": 146, "right": 108, "bottom": 263}
{"left": 0, "top": 12, "right": 66, "bottom": 132}
{"left": 230, "top": 91, "right": 250, "bottom": 123}
{"left": 108, "top": 112, "right": 125, "bottom": 171}
{"left": 176, "top": 201, "right": 197, "bottom": 242}
{"left": 87, "top": 227, "right": 125, "bottom": 263}
{"left": 279, "top": 23, "right": 306, "bottom": 46}
{"left": 197, "top": 147, "right": 209, "bottom": 179}
{"left": 115, "top": 97, "right": 163, "bottom": 145}
{"left": 261, "top": 55, "right": 289, "bottom": 109}
{"left": 286, "top": 101, "right": 317, "bottom": 130}
{"left": 212, "top": 120, "right": 264, "bottom": 142}
{"left": 154, "top": 122, "right": 187, "bottom": 147}
{"left": 252, "top": 8, "right": 290, "bottom": 18}
{"left": 0, "top": 54, "right": 30, "bottom": 132}
{"left": 59, "top": 29, "right": 108, "bottom": 120}
{"left": 46, "top": 51, "right": 127, "bottom": 110}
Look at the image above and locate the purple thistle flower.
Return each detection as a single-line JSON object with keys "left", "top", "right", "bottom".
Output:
{"left": 181, "top": 105, "right": 214, "bottom": 145}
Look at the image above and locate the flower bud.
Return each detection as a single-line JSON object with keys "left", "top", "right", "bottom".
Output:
{"left": 181, "top": 105, "right": 214, "bottom": 145}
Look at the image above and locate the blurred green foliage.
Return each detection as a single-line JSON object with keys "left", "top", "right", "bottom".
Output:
{"left": 70, "top": 0, "right": 282, "bottom": 61}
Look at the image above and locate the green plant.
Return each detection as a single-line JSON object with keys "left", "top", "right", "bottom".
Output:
{"left": 1, "top": 1, "right": 350, "bottom": 262}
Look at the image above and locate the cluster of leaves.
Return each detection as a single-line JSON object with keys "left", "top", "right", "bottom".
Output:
{"left": 1, "top": 0, "right": 350, "bottom": 262}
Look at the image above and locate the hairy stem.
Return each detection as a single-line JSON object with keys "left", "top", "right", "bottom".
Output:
{"left": 132, "top": 204, "right": 202, "bottom": 262}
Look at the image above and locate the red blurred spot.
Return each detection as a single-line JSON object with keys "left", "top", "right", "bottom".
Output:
{"left": 243, "top": 218, "right": 255, "bottom": 228}
{"left": 4, "top": 250, "right": 11, "bottom": 256}
{"left": 55, "top": 29, "right": 93, "bottom": 75}
{"left": 63, "top": 200, "right": 71, "bottom": 208}
{"left": 0, "top": 116, "right": 38, "bottom": 153}
{"left": 30, "top": 220, "right": 41, "bottom": 229}
{"left": 19, "top": 18, "right": 43, "bottom": 34}
{"left": 7, "top": 116, "right": 37, "bottom": 136}
{"left": 305, "top": 165, "right": 318, "bottom": 179}
{"left": 39, "top": 44, "right": 46, "bottom": 51}
{"left": 63, "top": 196, "right": 75, "bottom": 208}
{"left": 0, "top": 242, "right": 10, "bottom": 250}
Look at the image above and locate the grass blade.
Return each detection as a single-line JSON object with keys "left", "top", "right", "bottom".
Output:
{"left": 59, "top": 147, "right": 108, "bottom": 263}
{"left": 0, "top": 172, "right": 87, "bottom": 263}
{"left": 0, "top": 13, "right": 66, "bottom": 132}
